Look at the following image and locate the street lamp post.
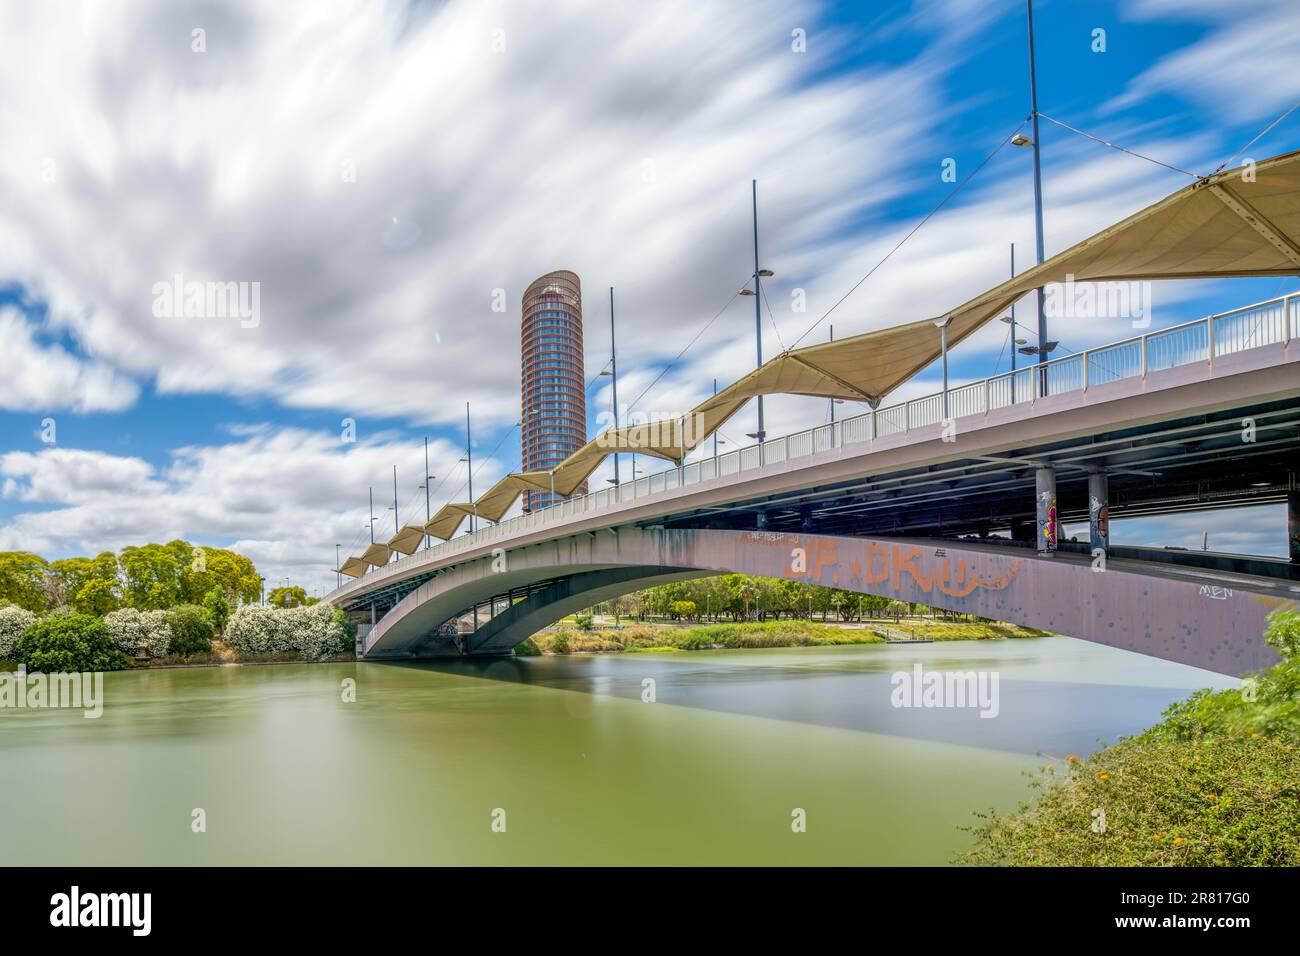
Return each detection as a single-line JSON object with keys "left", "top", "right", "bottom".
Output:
{"left": 465, "top": 402, "right": 475, "bottom": 533}
{"left": 609, "top": 286, "right": 620, "bottom": 487}
{"left": 1026, "top": 0, "right": 1048, "bottom": 395}
{"left": 422, "top": 437, "right": 436, "bottom": 548}
{"left": 752, "top": 180, "right": 764, "bottom": 443}
{"left": 335, "top": 544, "right": 341, "bottom": 588}
{"left": 713, "top": 378, "right": 718, "bottom": 459}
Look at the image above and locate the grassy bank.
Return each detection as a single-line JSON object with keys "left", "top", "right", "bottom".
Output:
{"left": 956, "top": 611, "right": 1300, "bottom": 866}
{"left": 518, "top": 618, "right": 1046, "bottom": 656}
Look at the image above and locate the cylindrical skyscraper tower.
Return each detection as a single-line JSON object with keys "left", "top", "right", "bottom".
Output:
{"left": 521, "top": 270, "right": 587, "bottom": 511}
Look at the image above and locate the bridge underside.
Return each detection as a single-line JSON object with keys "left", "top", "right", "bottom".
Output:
{"left": 358, "top": 527, "right": 1294, "bottom": 676}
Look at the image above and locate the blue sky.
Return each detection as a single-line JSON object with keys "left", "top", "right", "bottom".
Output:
{"left": 1, "top": 0, "right": 1297, "bottom": 592}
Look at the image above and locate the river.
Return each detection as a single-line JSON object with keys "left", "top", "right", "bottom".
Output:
{"left": 0, "top": 636, "right": 1236, "bottom": 865}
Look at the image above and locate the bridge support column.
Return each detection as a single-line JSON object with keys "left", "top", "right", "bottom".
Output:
{"left": 1088, "top": 469, "right": 1109, "bottom": 556}
{"left": 1035, "top": 465, "right": 1058, "bottom": 555}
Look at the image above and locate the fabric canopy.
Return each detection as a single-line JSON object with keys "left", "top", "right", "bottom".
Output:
{"left": 387, "top": 525, "right": 427, "bottom": 556}
{"left": 360, "top": 542, "right": 392, "bottom": 568}
{"left": 424, "top": 505, "right": 469, "bottom": 541}
{"left": 337, "top": 150, "right": 1300, "bottom": 575}
{"left": 472, "top": 473, "right": 553, "bottom": 522}
{"left": 339, "top": 556, "right": 369, "bottom": 579}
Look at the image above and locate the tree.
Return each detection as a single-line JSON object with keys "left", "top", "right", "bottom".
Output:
{"left": 0, "top": 552, "right": 49, "bottom": 612}
{"left": 54, "top": 552, "right": 122, "bottom": 615}
{"left": 15, "top": 614, "right": 129, "bottom": 672}
{"left": 182, "top": 546, "right": 260, "bottom": 607}
{"left": 268, "top": 586, "right": 308, "bottom": 609}
{"left": 118, "top": 542, "right": 188, "bottom": 609}
{"left": 202, "top": 587, "right": 231, "bottom": 634}
{"left": 669, "top": 600, "right": 697, "bottom": 621}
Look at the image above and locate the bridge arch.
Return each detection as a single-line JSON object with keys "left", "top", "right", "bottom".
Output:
{"left": 359, "top": 526, "right": 1286, "bottom": 675}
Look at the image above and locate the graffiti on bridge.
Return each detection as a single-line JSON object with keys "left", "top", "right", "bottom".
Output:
{"left": 743, "top": 533, "right": 1024, "bottom": 601}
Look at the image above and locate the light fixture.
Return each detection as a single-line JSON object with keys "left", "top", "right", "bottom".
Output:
{"left": 1011, "top": 133, "right": 1034, "bottom": 147}
{"left": 757, "top": 269, "right": 775, "bottom": 277}
{"left": 738, "top": 289, "right": 755, "bottom": 296}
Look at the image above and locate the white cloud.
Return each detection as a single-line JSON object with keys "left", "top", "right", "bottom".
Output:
{"left": 1112, "top": 0, "right": 1300, "bottom": 124}
{"left": 0, "top": 0, "right": 960, "bottom": 429}
{"left": 0, "top": 308, "right": 139, "bottom": 413}
{"left": 0, "top": 427, "right": 500, "bottom": 594}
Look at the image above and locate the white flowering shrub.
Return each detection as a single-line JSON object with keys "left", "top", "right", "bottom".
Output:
{"left": 224, "top": 603, "right": 347, "bottom": 659}
{"left": 103, "top": 607, "right": 172, "bottom": 657}
{"left": 0, "top": 606, "right": 37, "bottom": 658}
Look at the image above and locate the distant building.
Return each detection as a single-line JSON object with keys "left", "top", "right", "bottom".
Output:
{"left": 521, "top": 270, "right": 587, "bottom": 511}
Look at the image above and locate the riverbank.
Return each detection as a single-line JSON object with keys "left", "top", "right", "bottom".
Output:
{"left": 957, "top": 610, "right": 1300, "bottom": 866}
{"left": 517, "top": 618, "right": 1048, "bottom": 655}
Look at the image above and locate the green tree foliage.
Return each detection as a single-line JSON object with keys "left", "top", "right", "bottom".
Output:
{"left": 52, "top": 552, "right": 122, "bottom": 615}
{"left": 0, "top": 542, "right": 261, "bottom": 615}
{"left": 166, "top": 605, "right": 215, "bottom": 656}
{"left": 15, "top": 614, "right": 129, "bottom": 672}
{"left": 0, "top": 552, "right": 49, "bottom": 612}
{"left": 115, "top": 541, "right": 260, "bottom": 610}
{"left": 183, "top": 547, "right": 260, "bottom": 606}
{"left": 637, "top": 575, "right": 899, "bottom": 623}
{"left": 668, "top": 600, "right": 697, "bottom": 620}
{"left": 202, "top": 587, "right": 231, "bottom": 634}
{"left": 268, "top": 585, "right": 308, "bottom": 609}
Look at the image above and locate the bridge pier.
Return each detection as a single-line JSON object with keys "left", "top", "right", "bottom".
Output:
{"left": 1088, "top": 469, "right": 1110, "bottom": 557}
{"left": 1035, "top": 465, "right": 1058, "bottom": 555}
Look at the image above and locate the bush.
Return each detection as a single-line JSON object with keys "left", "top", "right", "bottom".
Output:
{"left": 550, "top": 631, "right": 571, "bottom": 654}
{"left": 166, "top": 605, "right": 215, "bottom": 656}
{"left": 957, "top": 735, "right": 1300, "bottom": 866}
{"left": 574, "top": 613, "right": 593, "bottom": 631}
{"left": 0, "top": 605, "right": 37, "bottom": 659}
{"left": 513, "top": 637, "right": 541, "bottom": 656}
{"left": 958, "top": 609, "right": 1300, "bottom": 866}
{"left": 224, "top": 603, "right": 349, "bottom": 659}
{"left": 103, "top": 607, "right": 172, "bottom": 657}
{"left": 15, "top": 613, "right": 129, "bottom": 672}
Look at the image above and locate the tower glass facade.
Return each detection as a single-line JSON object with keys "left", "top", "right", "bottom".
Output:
{"left": 521, "top": 270, "right": 587, "bottom": 511}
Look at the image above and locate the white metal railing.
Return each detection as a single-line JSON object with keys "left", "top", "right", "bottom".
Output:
{"left": 343, "top": 293, "right": 1297, "bottom": 588}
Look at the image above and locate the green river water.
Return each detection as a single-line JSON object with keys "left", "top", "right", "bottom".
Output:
{"left": 0, "top": 636, "right": 1236, "bottom": 865}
